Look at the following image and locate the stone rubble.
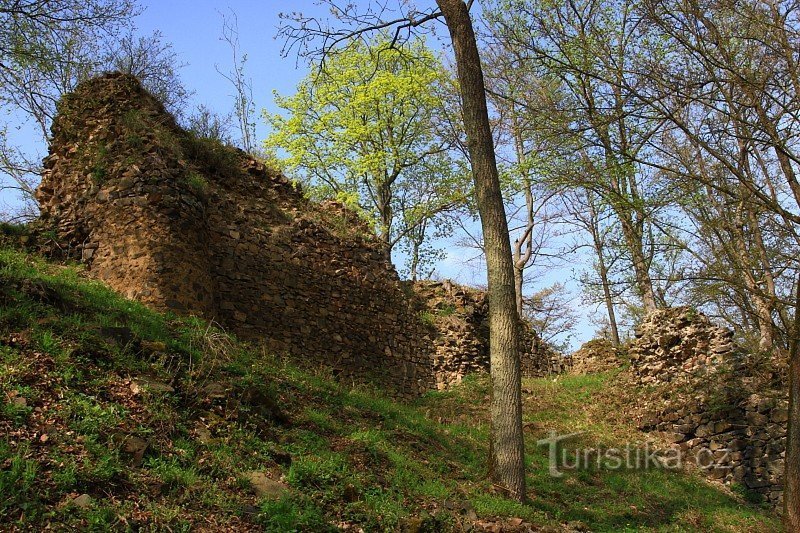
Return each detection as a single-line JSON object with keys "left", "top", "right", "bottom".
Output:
{"left": 629, "top": 307, "right": 738, "bottom": 385}
{"left": 414, "top": 281, "right": 566, "bottom": 389}
{"left": 567, "top": 339, "right": 621, "bottom": 375}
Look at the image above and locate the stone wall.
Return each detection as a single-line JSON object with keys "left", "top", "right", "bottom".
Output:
{"left": 629, "top": 307, "right": 739, "bottom": 385}
{"left": 35, "top": 73, "right": 557, "bottom": 397}
{"left": 629, "top": 307, "right": 787, "bottom": 507}
{"left": 414, "top": 281, "right": 565, "bottom": 389}
{"left": 37, "top": 73, "right": 438, "bottom": 397}
{"left": 639, "top": 392, "right": 787, "bottom": 506}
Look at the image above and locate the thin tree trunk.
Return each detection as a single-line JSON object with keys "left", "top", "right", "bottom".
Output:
{"left": 514, "top": 266, "right": 524, "bottom": 317}
{"left": 586, "top": 193, "right": 620, "bottom": 346}
{"left": 785, "top": 269, "right": 800, "bottom": 529}
{"left": 437, "top": 0, "right": 527, "bottom": 501}
{"left": 376, "top": 182, "right": 394, "bottom": 260}
{"left": 409, "top": 234, "right": 421, "bottom": 282}
{"left": 619, "top": 215, "right": 658, "bottom": 313}
{"left": 511, "top": 114, "right": 534, "bottom": 316}
{"left": 597, "top": 250, "right": 620, "bottom": 346}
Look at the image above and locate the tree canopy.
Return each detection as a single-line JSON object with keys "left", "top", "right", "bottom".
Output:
{"left": 265, "top": 34, "right": 468, "bottom": 271}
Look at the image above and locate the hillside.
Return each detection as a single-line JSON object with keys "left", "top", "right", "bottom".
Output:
{"left": 0, "top": 243, "right": 780, "bottom": 531}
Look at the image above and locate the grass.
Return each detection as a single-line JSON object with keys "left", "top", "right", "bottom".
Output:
{"left": 185, "top": 171, "right": 210, "bottom": 197}
{"left": 0, "top": 246, "right": 783, "bottom": 531}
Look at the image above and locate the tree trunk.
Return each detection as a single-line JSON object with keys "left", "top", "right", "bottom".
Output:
{"left": 437, "top": 0, "right": 527, "bottom": 501}
{"left": 618, "top": 214, "right": 657, "bottom": 313}
{"left": 514, "top": 264, "right": 524, "bottom": 316}
{"left": 587, "top": 193, "right": 620, "bottom": 346}
{"left": 785, "top": 270, "right": 800, "bottom": 529}
{"left": 595, "top": 240, "right": 620, "bottom": 347}
{"left": 511, "top": 116, "right": 534, "bottom": 317}
{"left": 375, "top": 181, "right": 394, "bottom": 261}
{"left": 409, "top": 237, "right": 421, "bottom": 282}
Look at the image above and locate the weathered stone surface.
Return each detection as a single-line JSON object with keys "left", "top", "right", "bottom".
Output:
{"left": 629, "top": 307, "right": 738, "bottom": 386}
{"left": 242, "top": 471, "right": 289, "bottom": 500}
{"left": 414, "top": 281, "right": 565, "bottom": 389}
{"left": 630, "top": 307, "right": 787, "bottom": 508}
{"left": 568, "top": 339, "right": 621, "bottom": 375}
{"left": 71, "top": 494, "right": 92, "bottom": 509}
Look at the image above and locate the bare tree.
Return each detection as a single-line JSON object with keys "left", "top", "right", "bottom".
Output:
{"left": 106, "top": 30, "right": 191, "bottom": 116}
{"left": 185, "top": 104, "right": 234, "bottom": 143}
{"left": 216, "top": 10, "right": 257, "bottom": 154}
{"left": 523, "top": 282, "right": 578, "bottom": 352}
{"left": 561, "top": 188, "right": 622, "bottom": 346}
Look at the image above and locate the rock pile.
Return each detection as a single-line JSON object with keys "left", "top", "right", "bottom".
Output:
{"left": 629, "top": 307, "right": 738, "bottom": 385}
{"left": 414, "top": 281, "right": 564, "bottom": 389}
{"left": 568, "top": 339, "right": 622, "bottom": 375}
{"left": 629, "top": 307, "right": 786, "bottom": 507}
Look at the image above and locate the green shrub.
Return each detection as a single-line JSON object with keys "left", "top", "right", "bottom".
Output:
{"left": 184, "top": 172, "right": 210, "bottom": 196}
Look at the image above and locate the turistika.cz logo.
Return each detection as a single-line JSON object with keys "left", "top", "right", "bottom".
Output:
{"left": 536, "top": 430, "right": 731, "bottom": 478}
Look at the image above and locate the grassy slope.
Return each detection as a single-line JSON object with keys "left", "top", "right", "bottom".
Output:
{"left": 0, "top": 245, "right": 781, "bottom": 532}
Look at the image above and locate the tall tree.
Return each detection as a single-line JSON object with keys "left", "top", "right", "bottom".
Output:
{"left": 486, "top": 0, "right": 669, "bottom": 314}
{"left": 436, "top": 0, "right": 526, "bottom": 500}
{"left": 278, "top": 0, "right": 528, "bottom": 500}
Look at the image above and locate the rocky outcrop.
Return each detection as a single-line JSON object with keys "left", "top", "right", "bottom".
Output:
{"left": 35, "top": 73, "right": 558, "bottom": 397}
{"left": 629, "top": 307, "right": 786, "bottom": 507}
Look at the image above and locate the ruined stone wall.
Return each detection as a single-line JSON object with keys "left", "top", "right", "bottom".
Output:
{"left": 414, "top": 281, "right": 565, "bottom": 389}
{"left": 639, "top": 392, "right": 787, "bottom": 507}
{"left": 37, "top": 73, "right": 435, "bottom": 397}
{"left": 629, "top": 307, "right": 738, "bottom": 385}
{"left": 36, "top": 76, "right": 216, "bottom": 316}
{"left": 629, "top": 307, "right": 787, "bottom": 507}
{"left": 567, "top": 339, "right": 622, "bottom": 375}
{"left": 35, "top": 73, "right": 558, "bottom": 397}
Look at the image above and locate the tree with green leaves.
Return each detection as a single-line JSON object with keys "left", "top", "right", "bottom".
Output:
{"left": 486, "top": 0, "right": 672, "bottom": 314}
{"left": 265, "top": 34, "right": 466, "bottom": 265}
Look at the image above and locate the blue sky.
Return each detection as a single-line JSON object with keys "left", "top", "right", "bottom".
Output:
{"left": 3, "top": 1, "right": 604, "bottom": 349}
{"left": 137, "top": 1, "right": 312, "bottom": 133}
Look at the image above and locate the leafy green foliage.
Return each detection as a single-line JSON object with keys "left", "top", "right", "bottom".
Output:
{"left": 265, "top": 34, "right": 468, "bottom": 268}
